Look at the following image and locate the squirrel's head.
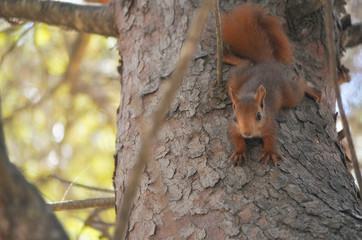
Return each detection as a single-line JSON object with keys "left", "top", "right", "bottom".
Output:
{"left": 229, "top": 85, "right": 266, "bottom": 138}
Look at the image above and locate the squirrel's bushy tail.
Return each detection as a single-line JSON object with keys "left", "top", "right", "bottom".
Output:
{"left": 222, "top": 4, "right": 293, "bottom": 64}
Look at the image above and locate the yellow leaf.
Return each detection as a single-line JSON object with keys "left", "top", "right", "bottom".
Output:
{"left": 34, "top": 24, "right": 51, "bottom": 47}
{"left": 0, "top": 32, "right": 6, "bottom": 46}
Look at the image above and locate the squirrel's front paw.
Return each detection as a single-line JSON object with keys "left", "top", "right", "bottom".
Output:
{"left": 231, "top": 151, "right": 247, "bottom": 166}
{"left": 259, "top": 151, "right": 283, "bottom": 166}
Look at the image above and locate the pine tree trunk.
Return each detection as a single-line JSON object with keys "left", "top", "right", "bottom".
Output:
{"left": 113, "top": 0, "right": 362, "bottom": 239}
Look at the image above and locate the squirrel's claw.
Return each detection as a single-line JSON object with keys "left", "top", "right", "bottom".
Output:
{"left": 259, "top": 151, "right": 283, "bottom": 166}
{"left": 231, "top": 151, "right": 247, "bottom": 166}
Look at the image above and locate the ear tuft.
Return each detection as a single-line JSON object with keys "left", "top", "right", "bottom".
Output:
{"left": 228, "top": 88, "right": 239, "bottom": 106}
{"left": 255, "top": 85, "right": 266, "bottom": 109}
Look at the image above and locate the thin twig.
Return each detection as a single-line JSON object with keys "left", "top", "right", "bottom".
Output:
{"left": 112, "top": 1, "right": 216, "bottom": 239}
{"left": 343, "top": 23, "right": 362, "bottom": 48}
{"left": 324, "top": 1, "right": 362, "bottom": 199}
{"left": 61, "top": 166, "right": 90, "bottom": 202}
{"left": 48, "top": 197, "right": 114, "bottom": 211}
{"left": 0, "top": 23, "right": 31, "bottom": 67}
{"left": 50, "top": 174, "right": 114, "bottom": 193}
{"left": 79, "top": 208, "right": 113, "bottom": 239}
{"left": 214, "top": 0, "right": 223, "bottom": 85}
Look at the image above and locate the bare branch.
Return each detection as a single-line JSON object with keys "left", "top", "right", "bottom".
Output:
{"left": 343, "top": 23, "right": 362, "bottom": 48}
{"left": 50, "top": 174, "right": 114, "bottom": 193}
{"left": 48, "top": 197, "right": 114, "bottom": 211}
{"left": 214, "top": 0, "right": 223, "bottom": 85}
{"left": 83, "top": 208, "right": 113, "bottom": 239}
{"left": 0, "top": 0, "right": 118, "bottom": 37}
{"left": 64, "top": 33, "right": 92, "bottom": 84}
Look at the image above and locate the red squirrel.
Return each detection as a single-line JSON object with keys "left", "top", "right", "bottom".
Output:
{"left": 222, "top": 4, "right": 322, "bottom": 166}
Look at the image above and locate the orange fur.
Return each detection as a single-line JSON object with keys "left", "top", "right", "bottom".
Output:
{"left": 222, "top": 4, "right": 293, "bottom": 64}
{"left": 223, "top": 4, "right": 322, "bottom": 166}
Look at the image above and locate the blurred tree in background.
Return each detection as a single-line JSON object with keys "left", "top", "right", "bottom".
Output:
{"left": 0, "top": 19, "right": 118, "bottom": 239}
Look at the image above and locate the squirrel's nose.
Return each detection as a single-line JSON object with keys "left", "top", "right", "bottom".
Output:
{"left": 243, "top": 131, "right": 251, "bottom": 138}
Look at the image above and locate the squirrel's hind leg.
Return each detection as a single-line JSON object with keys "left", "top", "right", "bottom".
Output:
{"left": 281, "top": 77, "right": 322, "bottom": 108}
{"left": 305, "top": 86, "right": 322, "bottom": 102}
{"left": 221, "top": 47, "right": 253, "bottom": 66}
{"left": 281, "top": 77, "right": 306, "bottom": 108}
{"left": 223, "top": 53, "right": 251, "bottom": 66}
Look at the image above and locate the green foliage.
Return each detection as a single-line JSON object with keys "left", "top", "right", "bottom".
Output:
{"left": 1, "top": 21, "right": 118, "bottom": 239}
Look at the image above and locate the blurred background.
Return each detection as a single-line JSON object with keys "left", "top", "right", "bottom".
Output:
{"left": 0, "top": 0, "right": 361, "bottom": 239}
{"left": 0, "top": 1, "right": 117, "bottom": 238}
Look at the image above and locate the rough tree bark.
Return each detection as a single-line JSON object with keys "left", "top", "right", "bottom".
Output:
{"left": 114, "top": 0, "right": 362, "bottom": 239}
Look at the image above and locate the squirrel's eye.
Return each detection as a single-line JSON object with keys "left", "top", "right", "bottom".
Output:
{"left": 233, "top": 114, "right": 237, "bottom": 122}
{"left": 256, "top": 112, "right": 262, "bottom": 121}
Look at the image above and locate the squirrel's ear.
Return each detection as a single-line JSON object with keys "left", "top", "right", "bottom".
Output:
{"left": 228, "top": 88, "right": 239, "bottom": 106}
{"left": 255, "top": 85, "right": 266, "bottom": 109}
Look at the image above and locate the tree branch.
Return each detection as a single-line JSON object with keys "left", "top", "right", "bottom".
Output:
{"left": 343, "top": 23, "right": 362, "bottom": 48}
{"left": 0, "top": 0, "right": 118, "bottom": 37}
{"left": 48, "top": 197, "right": 114, "bottom": 211}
